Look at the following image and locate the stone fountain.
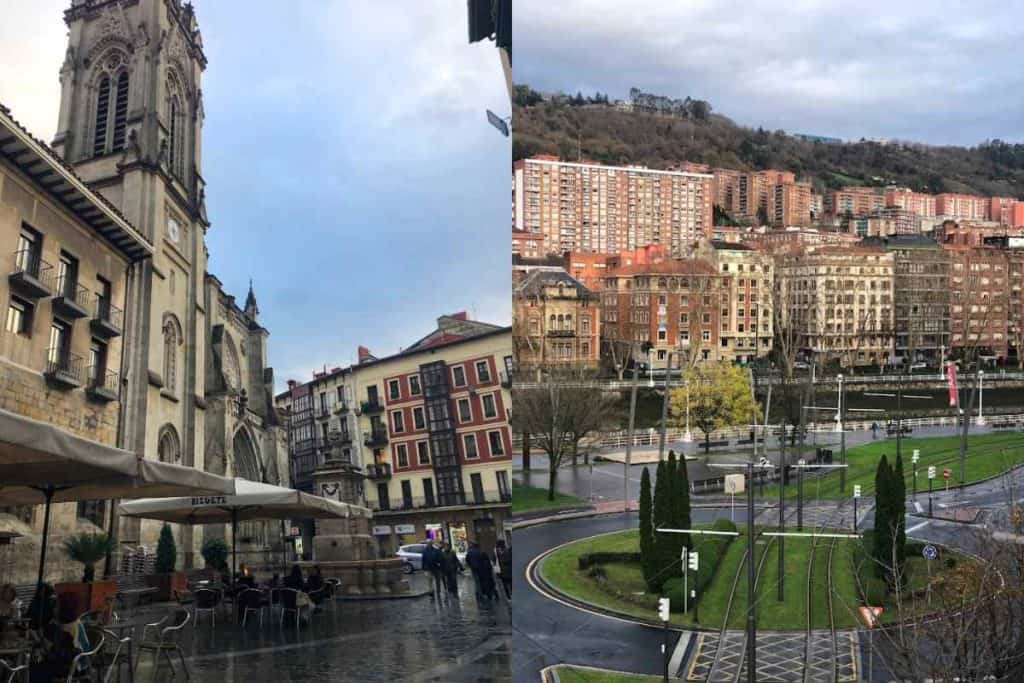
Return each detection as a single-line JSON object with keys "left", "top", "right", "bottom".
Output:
{"left": 303, "top": 429, "right": 411, "bottom": 596}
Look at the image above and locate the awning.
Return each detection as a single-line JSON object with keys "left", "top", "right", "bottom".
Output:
{"left": 118, "top": 477, "right": 372, "bottom": 524}
{"left": 0, "top": 407, "right": 234, "bottom": 505}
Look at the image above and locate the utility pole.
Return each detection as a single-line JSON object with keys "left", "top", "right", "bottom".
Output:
{"left": 624, "top": 363, "right": 640, "bottom": 513}
{"left": 745, "top": 461, "right": 756, "bottom": 683}
{"left": 777, "top": 420, "right": 786, "bottom": 602}
{"left": 838, "top": 373, "right": 846, "bottom": 493}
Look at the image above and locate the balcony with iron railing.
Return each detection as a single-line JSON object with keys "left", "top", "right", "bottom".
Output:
{"left": 370, "top": 491, "right": 511, "bottom": 513}
{"left": 44, "top": 349, "right": 83, "bottom": 389}
{"left": 52, "top": 276, "right": 90, "bottom": 319}
{"left": 365, "top": 462, "right": 392, "bottom": 480}
{"left": 86, "top": 368, "right": 119, "bottom": 402}
{"left": 315, "top": 402, "right": 333, "bottom": 419}
{"left": 360, "top": 398, "right": 384, "bottom": 415}
{"left": 91, "top": 297, "right": 123, "bottom": 337}
{"left": 333, "top": 401, "right": 350, "bottom": 415}
{"left": 9, "top": 250, "right": 54, "bottom": 299}
{"left": 364, "top": 426, "right": 389, "bottom": 448}
{"left": 547, "top": 328, "right": 576, "bottom": 337}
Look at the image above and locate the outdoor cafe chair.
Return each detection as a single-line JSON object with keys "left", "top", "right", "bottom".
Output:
{"left": 0, "top": 657, "right": 27, "bottom": 683}
{"left": 65, "top": 631, "right": 104, "bottom": 682}
{"left": 134, "top": 610, "right": 190, "bottom": 681}
{"left": 277, "top": 588, "right": 301, "bottom": 630}
{"left": 192, "top": 589, "right": 220, "bottom": 628}
{"left": 97, "top": 626, "right": 133, "bottom": 683}
{"left": 238, "top": 589, "right": 269, "bottom": 628}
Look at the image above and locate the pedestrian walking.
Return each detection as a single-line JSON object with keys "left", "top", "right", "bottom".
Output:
{"left": 423, "top": 536, "right": 445, "bottom": 599}
{"left": 440, "top": 542, "right": 462, "bottom": 596}
{"left": 495, "top": 539, "right": 512, "bottom": 600}
{"left": 871, "top": 421, "right": 879, "bottom": 440}
{"left": 466, "top": 542, "right": 498, "bottom": 602}
{"left": 465, "top": 541, "right": 484, "bottom": 599}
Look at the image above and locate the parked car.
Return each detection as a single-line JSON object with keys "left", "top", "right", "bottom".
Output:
{"left": 396, "top": 543, "right": 427, "bottom": 574}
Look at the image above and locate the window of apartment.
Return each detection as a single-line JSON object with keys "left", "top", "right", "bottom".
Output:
{"left": 496, "top": 470, "right": 510, "bottom": 500}
{"left": 5, "top": 297, "right": 32, "bottom": 336}
{"left": 423, "top": 478, "right": 435, "bottom": 507}
{"left": 471, "top": 473, "right": 485, "bottom": 504}
{"left": 48, "top": 320, "right": 71, "bottom": 366}
{"left": 657, "top": 329, "right": 667, "bottom": 341}
{"left": 16, "top": 226, "right": 41, "bottom": 274}
{"left": 416, "top": 441, "right": 430, "bottom": 465}
{"left": 96, "top": 275, "right": 112, "bottom": 318}
{"left": 391, "top": 410, "right": 405, "bottom": 433}
{"left": 401, "top": 480, "right": 414, "bottom": 508}
{"left": 321, "top": 422, "right": 329, "bottom": 442}
{"left": 702, "top": 313, "right": 711, "bottom": 324}
{"left": 336, "top": 386, "right": 346, "bottom": 404}
{"left": 395, "top": 443, "right": 410, "bottom": 468}
{"left": 376, "top": 483, "right": 390, "bottom": 511}
{"left": 581, "top": 316, "right": 590, "bottom": 334}
{"left": 702, "top": 330, "right": 711, "bottom": 342}
{"left": 463, "top": 433, "right": 479, "bottom": 459}
{"left": 475, "top": 360, "right": 491, "bottom": 383}
{"left": 408, "top": 374, "right": 421, "bottom": 395}
{"left": 319, "top": 392, "right": 329, "bottom": 414}
{"left": 457, "top": 398, "right": 472, "bottom": 423}
{"left": 481, "top": 393, "right": 497, "bottom": 419}
{"left": 412, "top": 406, "right": 425, "bottom": 430}
{"left": 57, "top": 251, "right": 79, "bottom": 298}
{"left": 487, "top": 430, "right": 505, "bottom": 457}
{"left": 388, "top": 379, "right": 401, "bottom": 401}
{"left": 88, "top": 338, "right": 108, "bottom": 384}
{"left": 452, "top": 365, "right": 466, "bottom": 387}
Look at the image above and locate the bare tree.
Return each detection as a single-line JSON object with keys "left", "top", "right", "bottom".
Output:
{"left": 511, "top": 367, "right": 618, "bottom": 499}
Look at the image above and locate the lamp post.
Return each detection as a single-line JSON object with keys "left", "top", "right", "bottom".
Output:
{"left": 977, "top": 370, "right": 985, "bottom": 426}
{"left": 683, "top": 379, "right": 692, "bottom": 442}
{"left": 838, "top": 373, "right": 846, "bottom": 493}
{"left": 911, "top": 449, "right": 919, "bottom": 500}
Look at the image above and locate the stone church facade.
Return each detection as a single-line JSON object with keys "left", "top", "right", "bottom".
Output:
{"left": 0, "top": 0, "right": 285, "bottom": 580}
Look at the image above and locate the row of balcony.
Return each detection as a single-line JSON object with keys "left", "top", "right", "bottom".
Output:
{"left": 43, "top": 349, "right": 119, "bottom": 401}
{"left": 315, "top": 401, "right": 352, "bottom": 419}
{"left": 371, "top": 491, "right": 512, "bottom": 513}
{"left": 10, "top": 251, "right": 122, "bottom": 337}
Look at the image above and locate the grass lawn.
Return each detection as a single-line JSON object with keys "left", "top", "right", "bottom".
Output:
{"left": 512, "top": 482, "right": 586, "bottom": 513}
{"left": 540, "top": 525, "right": 970, "bottom": 631}
{"left": 551, "top": 665, "right": 662, "bottom": 682}
{"left": 761, "top": 431, "right": 1024, "bottom": 501}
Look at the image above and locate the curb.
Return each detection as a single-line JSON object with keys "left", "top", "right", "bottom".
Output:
{"left": 511, "top": 502, "right": 770, "bottom": 531}
{"left": 337, "top": 587, "right": 433, "bottom": 601}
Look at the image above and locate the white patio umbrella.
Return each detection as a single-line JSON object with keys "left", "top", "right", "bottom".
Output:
{"left": 0, "top": 408, "right": 235, "bottom": 600}
{"left": 118, "top": 478, "right": 371, "bottom": 591}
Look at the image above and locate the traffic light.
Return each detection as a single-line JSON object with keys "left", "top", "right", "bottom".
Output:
{"left": 688, "top": 551, "right": 699, "bottom": 572}
{"left": 657, "top": 597, "right": 670, "bottom": 622}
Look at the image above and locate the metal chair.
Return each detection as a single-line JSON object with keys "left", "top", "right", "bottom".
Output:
{"left": 277, "top": 588, "right": 301, "bottom": 629}
{"left": 239, "top": 588, "right": 269, "bottom": 628}
{"left": 135, "top": 609, "right": 190, "bottom": 681}
{"left": 0, "top": 657, "right": 28, "bottom": 683}
{"left": 324, "top": 579, "right": 341, "bottom": 611}
{"left": 99, "top": 626, "right": 133, "bottom": 683}
{"left": 65, "top": 631, "right": 105, "bottom": 682}
{"left": 192, "top": 588, "right": 220, "bottom": 628}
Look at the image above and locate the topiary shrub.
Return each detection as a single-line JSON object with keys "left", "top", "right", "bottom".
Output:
{"left": 155, "top": 524, "right": 177, "bottom": 574}
{"left": 662, "top": 576, "right": 687, "bottom": 612}
{"left": 201, "top": 536, "right": 229, "bottom": 572}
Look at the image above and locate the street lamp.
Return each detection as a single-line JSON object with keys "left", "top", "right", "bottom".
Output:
{"left": 683, "top": 379, "right": 692, "bottom": 442}
{"left": 977, "top": 369, "right": 985, "bottom": 426}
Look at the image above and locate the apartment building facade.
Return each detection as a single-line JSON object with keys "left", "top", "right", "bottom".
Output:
{"left": 513, "top": 267, "right": 601, "bottom": 369}
{"left": 935, "top": 193, "right": 990, "bottom": 221}
{"left": 825, "top": 186, "right": 885, "bottom": 217}
{"left": 884, "top": 188, "right": 937, "bottom": 218}
{"left": 513, "top": 155, "right": 713, "bottom": 257}
{"left": 775, "top": 246, "right": 896, "bottom": 367}
{"left": 989, "top": 197, "right": 1024, "bottom": 228}
{"left": 849, "top": 208, "right": 921, "bottom": 237}
{"left": 944, "top": 245, "right": 1009, "bottom": 361}
{"left": 693, "top": 240, "right": 774, "bottom": 363}
{"left": 771, "top": 181, "right": 813, "bottom": 227}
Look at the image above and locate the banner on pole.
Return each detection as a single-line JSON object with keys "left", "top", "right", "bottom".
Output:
{"left": 946, "top": 363, "right": 958, "bottom": 407}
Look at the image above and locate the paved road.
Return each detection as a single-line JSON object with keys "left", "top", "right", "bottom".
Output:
{"left": 513, "top": 509, "right": 737, "bottom": 682}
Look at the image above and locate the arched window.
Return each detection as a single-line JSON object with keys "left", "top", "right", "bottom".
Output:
{"left": 93, "top": 76, "right": 111, "bottom": 157}
{"left": 112, "top": 72, "right": 129, "bottom": 151}
{"left": 158, "top": 425, "right": 181, "bottom": 464}
{"left": 168, "top": 95, "right": 180, "bottom": 177}
{"left": 549, "top": 314, "right": 556, "bottom": 329}
{"left": 162, "top": 314, "right": 181, "bottom": 393}
{"left": 565, "top": 314, "right": 573, "bottom": 330}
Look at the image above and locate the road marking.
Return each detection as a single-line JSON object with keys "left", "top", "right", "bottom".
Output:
{"left": 907, "top": 520, "right": 930, "bottom": 534}
{"left": 592, "top": 468, "right": 643, "bottom": 484}
{"left": 669, "top": 631, "right": 691, "bottom": 677}
{"left": 914, "top": 502, "right": 923, "bottom": 513}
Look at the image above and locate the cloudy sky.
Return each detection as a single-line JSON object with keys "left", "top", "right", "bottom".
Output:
{"left": 516, "top": 0, "right": 1024, "bottom": 146}
{"left": 0, "top": 1, "right": 510, "bottom": 386}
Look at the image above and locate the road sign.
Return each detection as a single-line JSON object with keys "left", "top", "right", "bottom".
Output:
{"left": 657, "top": 597, "right": 670, "bottom": 622}
{"left": 942, "top": 469, "right": 951, "bottom": 479}
{"left": 853, "top": 485, "right": 862, "bottom": 498}
{"left": 724, "top": 473, "right": 745, "bottom": 495}
{"left": 927, "top": 465, "right": 936, "bottom": 480}
{"left": 486, "top": 109, "right": 509, "bottom": 137}
{"left": 797, "top": 458, "right": 807, "bottom": 466}
{"left": 859, "top": 605, "right": 884, "bottom": 629}
{"left": 688, "top": 551, "right": 700, "bottom": 571}
{"left": 912, "top": 449, "right": 920, "bottom": 464}
{"left": 922, "top": 545, "right": 938, "bottom": 560}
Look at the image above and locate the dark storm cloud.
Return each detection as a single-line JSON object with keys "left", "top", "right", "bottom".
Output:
{"left": 515, "top": 0, "right": 1024, "bottom": 145}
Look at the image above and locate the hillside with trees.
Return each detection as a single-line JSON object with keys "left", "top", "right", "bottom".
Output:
{"left": 513, "top": 85, "right": 1024, "bottom": 199}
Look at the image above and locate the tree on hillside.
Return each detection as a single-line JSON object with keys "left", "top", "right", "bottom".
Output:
{"left": 669, "top": 362, "right": 758, "bottom": 454}
{"left": 639, "top": 466, "right": 654, "bottom": 589}
{"left": 511, "top": 368, "right": 617, "bottom": 500}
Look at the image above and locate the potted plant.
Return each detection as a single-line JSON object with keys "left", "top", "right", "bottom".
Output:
{"left": 56, "top": 532, "right": 118, "bottom": 620}
{"left": 146, "top": 524, "right": 187, "bottom": 601}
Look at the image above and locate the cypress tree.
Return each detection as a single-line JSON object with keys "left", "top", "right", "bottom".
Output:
{"left": 872, "top": 455, "right": 892, "bottom": 580}
{"left": 892, "top": 453, "right": 907, "bottom": 584}
{"left": 156, "top": 523, "right": 177, "bottom": 574}
{"left": 651, "top": 459, "right": 671, "bottom": 591}
{"left": 663, "top": 451, "right": 683, "bottom": 568}
{"left": 675, "top": 452, "right": 693, "bottom": 552}
{"left": 639, "top": 466, "right": 654, "bottom": 589}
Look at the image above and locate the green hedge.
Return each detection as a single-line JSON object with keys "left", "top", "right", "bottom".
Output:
{"left": 662, "top": 519, "right": 738, "bottom": 612}
{"left": 578, "top": 551, "right": 642, "bottom": 571}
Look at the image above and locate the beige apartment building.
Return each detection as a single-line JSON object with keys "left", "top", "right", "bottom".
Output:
{"left": 771, "top": 181, "right": 813, "bottom": 227}
{"left": 885, "top": 188, "right": 937, "bottom": 218}
{"left": 826, "top": 186, "right": 885, "bottom": 217}
{"left": 277, "top": 315, "right": 513, "bottom": 558}
{"left": 775, "top": 245, "right": 895, "bottom": 367}
{"left": 693, "top": 239, "right": 774, "bottom": 363}
{"left": 935, "top": 193, "right": 990, "bottom": 221}
{"left": 513, "top": 266, "right": 601, "bottom": 369}
{"left": 513, "top": 155, "right": 713, "bottom": 257}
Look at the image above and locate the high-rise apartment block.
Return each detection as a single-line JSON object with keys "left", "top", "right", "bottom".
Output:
{"left": 885, "top": 188, "right": 937, "bottom": 217}
{"left": 772, "top": 181, "right": 813, "bottom": 227}
{"left": 826, "top": 186, "right": 885, "bottom": 217}
{"left": 513, "top": 156, "right": 712, "bottom": 257}
{"left": 935, "top": 193, "right": 990, "bottom": 221}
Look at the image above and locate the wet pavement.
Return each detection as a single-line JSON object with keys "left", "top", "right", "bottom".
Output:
{"left": 125, "top": 572, "right": 510, "bottom": 682}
